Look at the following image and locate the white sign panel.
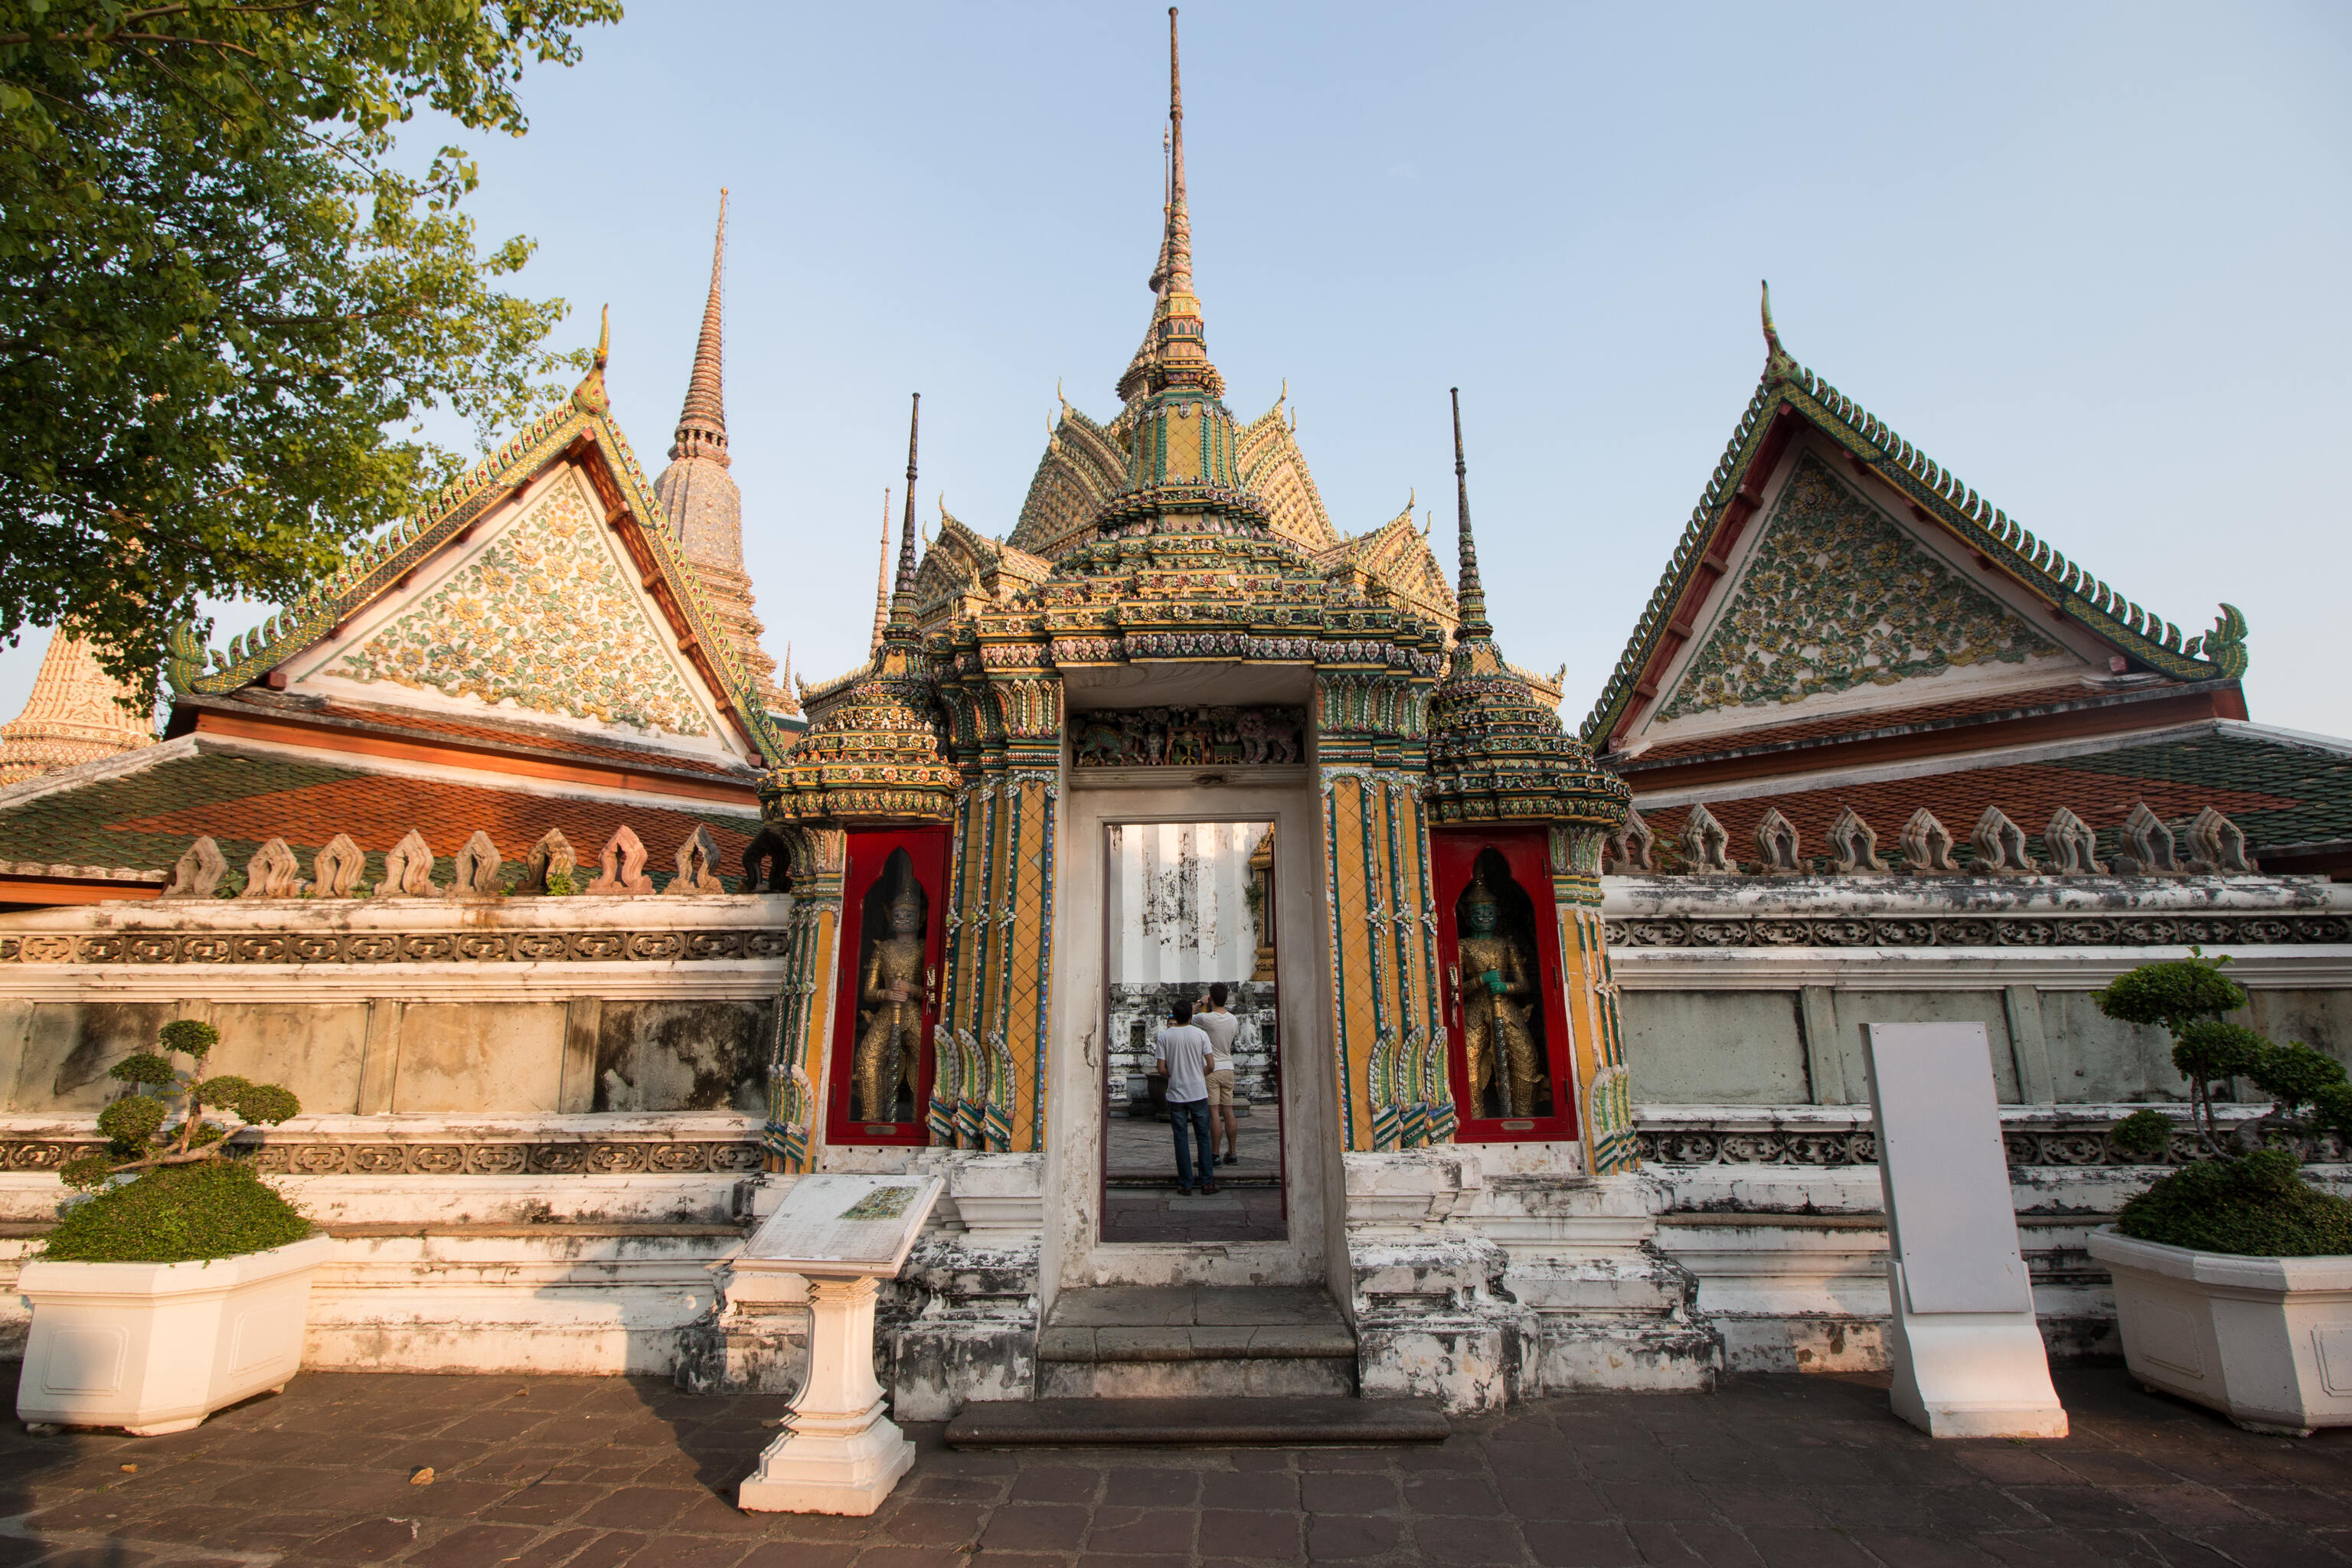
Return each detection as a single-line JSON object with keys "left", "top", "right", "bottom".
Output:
{"left": 1863, "top": 1021, "right": 2033, "bottom": 1315}
{"left": 738, "top": 1174, "right": 944, "bottom": 1279}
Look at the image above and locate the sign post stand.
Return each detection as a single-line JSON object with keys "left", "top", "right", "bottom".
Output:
{"left": 734, "top": 1174, "right": 946, "bottom": 1515}
{"left": 1863, "top": 1022, "right": 2067, "bottom": 1439}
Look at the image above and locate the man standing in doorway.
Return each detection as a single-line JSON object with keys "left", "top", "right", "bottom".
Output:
{"left": 1155, "top": 999, "right": 1218, "bottom": 1195}
{"left": 1197, "top": 982, "right": 1242, "bottom": 1166}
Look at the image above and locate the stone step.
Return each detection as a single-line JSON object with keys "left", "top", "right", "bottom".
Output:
{"left": 1105, "top": 1171, "right": 1281, "bottom": 1188}
{"left": 1037, "top": 1285, "right": 1357, "bottom": 1400}
{"left": 945, "top": 1396, "right": 1449, "bottom": 1448}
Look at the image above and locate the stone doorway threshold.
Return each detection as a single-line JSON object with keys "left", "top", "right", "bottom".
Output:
{"left": 1037, "top": 1286, "right": 1355, "bottom": 1400}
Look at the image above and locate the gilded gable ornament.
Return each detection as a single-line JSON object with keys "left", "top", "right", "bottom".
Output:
{"left": 334, "top": 481, "right": 710, "bottom": 738}
{"left": 1659, "top": 453, "right": 2064, "bottom": 720}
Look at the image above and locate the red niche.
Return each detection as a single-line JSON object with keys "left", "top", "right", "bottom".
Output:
{"left": 1431, "top": 828, "right": 1577, "bottom": 1145}
{"left": 825, "top": 827, "right": 948, "bottom": 1148}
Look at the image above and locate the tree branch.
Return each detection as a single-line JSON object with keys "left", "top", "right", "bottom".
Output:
{"left": 0, "top": 2, "right": 318, "bottom": 49}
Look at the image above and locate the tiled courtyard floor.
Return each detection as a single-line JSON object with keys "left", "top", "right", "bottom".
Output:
{"left": 0, "top": 1366, "right": 2346, "bottom": 1566}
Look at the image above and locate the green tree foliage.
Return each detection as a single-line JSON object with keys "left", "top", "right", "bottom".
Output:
{"left": 2117, "top": 1148, "right": 2352, "bottom": 1259}
{"left": 43, "top": 1157, "right": 309, "bottom": 1263}
{"left": 2097, "top": 955, "right": 2352, "bottom": 1256}
{"left": 2096, "top": 952, "right": 2249, "bottom": 1149}
{"left": 57, "top": 1016, "right": 300, "bottom": 1190}
{"left": 0, "top": 0, "right": 622, "bottom": 695}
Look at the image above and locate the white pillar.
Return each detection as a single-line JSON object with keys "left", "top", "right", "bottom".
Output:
{"left": 737, "top": 1276, "right": 915, "bottom": 1515}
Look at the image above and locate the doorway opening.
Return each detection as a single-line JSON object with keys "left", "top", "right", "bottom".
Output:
{"left": 1099, "top": 818, "right": 1286, "bottom": 1243}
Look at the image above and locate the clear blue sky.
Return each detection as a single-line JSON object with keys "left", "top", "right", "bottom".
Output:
{"left": 7, "top": 1, "right": 2348, "bottom": 737}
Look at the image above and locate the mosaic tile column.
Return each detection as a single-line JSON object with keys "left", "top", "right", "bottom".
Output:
{"left": 1551, "top": 823, "right": 1636, "bottom": 1174}
{"left": 931, "top": 665, "right": 1060, "bottom": 1154}
{"left": 765, "top": 825, "right": 846, "bottom": 1173}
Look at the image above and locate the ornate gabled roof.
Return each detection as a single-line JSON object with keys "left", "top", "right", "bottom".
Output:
{"left": 763, "top": 395, "right": 956, "bottom": 826}
{"left": 169, "top": 315, "right": 789, "bottom": 766}
{"left": 910, "top": 508, "right": 1050, "bottom": 626}
{"left": 1315, "top": 502, "right": 1459, "bottom": 631}
{"left": 1009, "top": 400, "right": 1132, "bottom": 559}
{"left": 1236, "top": 394, "right": 1343, "bottom": 553}
{"left": 0, "top": 631, "right": 155, "bottom": 784}
{"left": 1427, "top": 390, "right": 1627, "bottom": 829}
{"left": 1582, "top": 286, "right": 2249, "bottom": 752}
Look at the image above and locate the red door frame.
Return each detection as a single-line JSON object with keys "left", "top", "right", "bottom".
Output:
{"left": 1430, "top": 828, "right": 1579, "bottom": 1144}
{"left": 825, "top": 825, "right": 949, "bottom": 1148}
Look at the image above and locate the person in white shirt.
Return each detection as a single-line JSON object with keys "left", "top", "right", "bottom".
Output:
{"left": 1153, "top": 999, "right": 1218, "bottom": 1194}
{"left": 1196, "top": 982, "right": 1243, "bottom": 1166}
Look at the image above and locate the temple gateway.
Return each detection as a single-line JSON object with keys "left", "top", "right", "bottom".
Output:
{"left": 0, "top": 15, "right": 2346, "bottom": 1416}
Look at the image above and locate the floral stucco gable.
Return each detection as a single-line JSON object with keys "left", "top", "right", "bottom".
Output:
{"left": 1659, "top": 452, "right": 2066, "bottom": 720}
{"left": 335, "top": 476, "right": 712, "bottom": 738}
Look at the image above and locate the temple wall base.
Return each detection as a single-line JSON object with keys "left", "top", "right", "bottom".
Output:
{"left": 1342, "top": 1152, "right": 1723, "bottom": 1411}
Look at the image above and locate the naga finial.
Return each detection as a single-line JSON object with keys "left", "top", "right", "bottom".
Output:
{"left": 1760, "top": 279, "right": 1785, "bottom": 363}
{"left": 570, "top": 304, "right": 613, "bottom": 414}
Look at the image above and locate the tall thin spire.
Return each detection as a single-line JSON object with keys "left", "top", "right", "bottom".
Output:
{"left": 892, "top": 394, "right": 921, "bottom": 608}
{"left": 670, "top": 189, "right": 728, "bottom": 465}
{"left": 1451, "top": 387, "right": 1492, "bottom": 641}
{"left": 1163, "top": 6, "right": 1191, "bottom": 297}
{"left": 1116, "top": 8, "right": 1221, "bottom": 403}
{"left": 870, "top": 488, "right": 893, "bottom": 655}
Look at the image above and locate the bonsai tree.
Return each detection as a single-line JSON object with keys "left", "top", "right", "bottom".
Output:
{"left": 2096, "top": 953, "right": 2352, "bottom": 1257}
{"left": 44, "top": 1020, "right": 312, "bottom": 1264}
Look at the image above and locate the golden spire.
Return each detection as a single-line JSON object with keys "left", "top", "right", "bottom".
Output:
{"left": 1451, "top": 387, "right": 1493, "bottom": 642}
{"left": 671, "top": 189, "right": 729, "bottom": 465}
{"left": 1164, "top": 7, "right": 1191, "bottom": 299}
{"left": 1116, "top": 8, "right": 1222, "bottom": 404}
{"left": 870, "top": 487, "right": 893, "bottom": 656}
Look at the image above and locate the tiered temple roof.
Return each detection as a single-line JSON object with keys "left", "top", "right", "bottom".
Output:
{"left": 0, "top": 632, "right": 155, "bottom": 785}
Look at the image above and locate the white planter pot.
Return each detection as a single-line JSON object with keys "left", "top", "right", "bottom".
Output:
{"left": 2088, "top": 1226, "right": 2352, "bottom": 1435}
{"left": 15, "top": 1233, "right": 332, "bottom": 1436}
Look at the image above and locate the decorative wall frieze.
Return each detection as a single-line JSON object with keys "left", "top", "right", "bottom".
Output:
{"left": 1606, "top": 913, "right": 2350, "bottom": 950}
{"left": 0, "top": 928, "right": 795, "bottom": 965}
{"left": 1636, "top": 1115, "right": 2344, "bottom": 1169}
{"left": 0, "top": 1138, "right": 764, "bottom": 1177}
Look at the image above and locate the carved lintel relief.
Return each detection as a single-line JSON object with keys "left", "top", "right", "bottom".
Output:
{"left": 1069, "top": 704, "right": 1304, "bottom": 768}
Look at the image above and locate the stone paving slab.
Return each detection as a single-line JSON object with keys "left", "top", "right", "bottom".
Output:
{"left": 0, "top": 1366, "right": 2346, "bottom": 1565}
